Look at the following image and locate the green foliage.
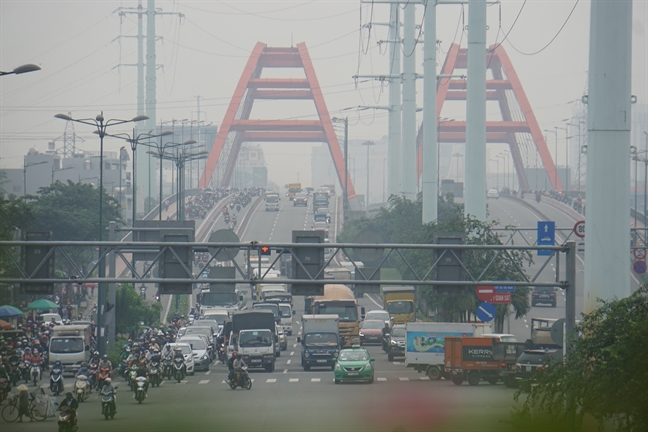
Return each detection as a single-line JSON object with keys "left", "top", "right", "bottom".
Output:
{"left": 115, "top": 284, "right": 162, "bottom": 336}
{"left": 511, "top": 285, "right": 648, "bottom": 432}
{"left": 0, "top": 197, "right": 33, "bottom": 304}
{"left": 337, "top": 194, "right": 531, "bottom": 329}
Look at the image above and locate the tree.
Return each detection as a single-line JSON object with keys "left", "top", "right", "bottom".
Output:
{"left": 511, "top": 286, "right": 648, "bottom": 432}
{"left": 336, "top": 194, "right": 531, "bottom": 328}
{"left": 115, "top": 284, "right": 161, "bottom": 336}
{"left": 0, "top": 197, "right": 33, "bottom": 304}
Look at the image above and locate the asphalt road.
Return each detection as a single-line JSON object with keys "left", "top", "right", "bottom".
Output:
{"left": 3, "top": 194, "right": 526, "bottom": 432}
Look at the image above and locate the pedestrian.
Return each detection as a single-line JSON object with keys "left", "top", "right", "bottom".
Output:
{"left": 16, "top": 385, "right": 32, "bottom": 422}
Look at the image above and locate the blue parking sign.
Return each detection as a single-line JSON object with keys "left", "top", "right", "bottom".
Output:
{"left": 537, "top": 221, "right": 555, "bottom": 256}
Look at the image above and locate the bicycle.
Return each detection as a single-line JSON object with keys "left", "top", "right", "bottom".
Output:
{"left": 2, "top": 392, "right": 49, "bottom": 422}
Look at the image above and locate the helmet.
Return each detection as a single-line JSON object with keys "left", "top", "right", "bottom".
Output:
{"left": 94, "top": 351, "right": 99, "bottom": 356}
{"left": 81, "top": 362, "right": 88, "bottom": 367}
{"left": 65, "top": 392, "right": 73, "bottom": 398}
{"left": 55, "top": 359, "right": 61, "bottom": 365}
{"left": 24, "top": 347, "right": 31, "bottom": 353}
{"left": 104, "top": 377, "right": 111, "bottom": 384}
{"left": 232, "top": 351, "right": 238, "bottom": 358}
{"left": 151, "top": 338, "right": 156, "bottom": 342}
{"left": 102, "top": 355, "right": 108, "bottom": 359}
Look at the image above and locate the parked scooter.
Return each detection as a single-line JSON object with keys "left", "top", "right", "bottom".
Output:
{"left": 50, "top": 365, "right": 64, "bottom": 395}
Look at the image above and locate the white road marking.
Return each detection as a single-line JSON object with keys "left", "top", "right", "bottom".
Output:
{"left": 377, "top": 377, "right": 387, "bottom": 382}
{"left": 289, "top": 378, "right": 299, "bottom": 383}
{"left": 392, "top": 362, "right": 404, "bottom": 365}
{"left": 399, "top": 377, "right": 409, "bottom": 381}
{"left": 290, "top": 351, "right": 294, "bottom": 356}
{"left": 205, "top": 371, "right": 211, "bottom": 375}
{"left": 287, "top": 360, "right": 292, "bottom": 364}
{"left": 283, "top": 369, "right": 288, "bottom": 374}
{"left": 292, "top": 344, "right": 297, "bottom": 348}
{"left": 419, "top": 377, "right": 430, "bottom": 381}
{"left": 199, "top": 380, "right": 210, "bottom": 384}
{"left": 311, "top": 378, "right": 321, "bottom": 382}
{"left": 267, "top": 379, "right": 277, "bottom": 383}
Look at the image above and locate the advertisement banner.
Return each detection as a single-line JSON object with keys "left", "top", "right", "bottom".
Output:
{"left": 406, "top": 331, "right": 473, "bottom": 355}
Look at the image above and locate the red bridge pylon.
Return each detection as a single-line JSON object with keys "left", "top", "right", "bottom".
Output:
{"left": 199, "top": 42, "right": 357, "bottom": 199}
{"left": 416, "top": 43, "right": 563, "bottom": 191}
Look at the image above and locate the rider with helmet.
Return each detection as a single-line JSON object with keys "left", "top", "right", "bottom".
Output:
{"left": 227, "top": 351, "right": 247, "bottom": 382}
{"left": 99, "top": 377, "right": 117, "bottom": 413}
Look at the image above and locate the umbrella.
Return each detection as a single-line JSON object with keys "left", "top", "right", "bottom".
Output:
{"left": 0, "top": 305, "right": 24, "bottom": 318}
{"left": 26, "top": 299, "right": 59, "bottom": 311}
{"left": 0, "top": 319, "right": 12, "bottom": 329}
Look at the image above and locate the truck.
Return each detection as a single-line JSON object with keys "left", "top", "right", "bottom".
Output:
{"left": 288, "top": 183, "right": 302, "bottom": 201}
{"left": 265, "top": 192, "right": 280, "bottom": 211}
{"left": 405, "top": 322, "right": 492, "bottom": 380}
{"left": 444, "top": 336, "right": 525, "bottom": 387}
{"left": 229, "top": 310, "right": 276, "bottom": 372}
{"left": 311, "top": 284, "right": 364, "bottom": 347}
{"left": 48, "top": 324, "right": 92, "bottom": 373}
{"left": 312, "top": 191, "right": 330, "bottom": 211}
{"left": 297, "top": 314, "right": 340, "bottom": 371}
{"left": 382, "top": 286, "right": 416, "bottom": 324}
{"left": 197, "top": 288, "right": 247, "bottom": 315}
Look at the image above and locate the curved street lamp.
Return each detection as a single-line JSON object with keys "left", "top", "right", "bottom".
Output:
{"left": 23, "top": 160, "right": 48, "bottom": 196}
{"left": 54, "top": 111, "right": 148, "bottom": 357}
{"left": 0, "top": 63, "right": 41, "bottom": 76}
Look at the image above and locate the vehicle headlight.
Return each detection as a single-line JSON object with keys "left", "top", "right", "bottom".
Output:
{"left": 334, "top": 364, "right": 341, "bottom": 370}
{"left": 359, "top": 332, "right": 364, "bottom": 337}
{"left": 363, "top": 363, "right": 372, "bottom": 371}
{"left": 304, "top": 352, "right": 310, "bottom": 358}
{"left": 202, "top": 355, "right": 208, "bottom": 360}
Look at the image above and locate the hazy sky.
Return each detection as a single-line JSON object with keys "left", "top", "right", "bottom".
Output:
{"left": 1, "top": 0, "right": 646, "bottom": 188}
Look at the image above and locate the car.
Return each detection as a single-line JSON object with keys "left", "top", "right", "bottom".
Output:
{"left": 314, "top": 207, "right": 331, "bottom": 222}
{"left": 193, "top": 319, "right": 220, "bottom": 338}
{"left": 313, "top": 213, "right": 328, "bottom": 223}
{"left": 532, "top": 287, "right": 557, "bottom": 307}
{"left": 294, "top": 193, "right": 308, "bottom": 206}
{"left": 163, "top": 342, "right": 195, "bottom": 375}
{"left": 515, "top": 349, "right": 562, "bottom": 382}
{"left": 334, "top": 346, "right": 374, "bottom": 384}
{"left": 364, "top": 309, "right": 392, "bottom": 327}
{"left": 178, "top": 335, "right": 211, "bottom": 371}
{"left": 277, "top": 326, "right": 288, "bottom": 351}
{"left": 178, "top": 326, "right": 214, "bottom": 348}
{"left": 487, "top": 189, "right": 499, "bottom": 199}
{"left": 386, "top": 324, "right": 406, "bottom": 361}
{"left": 359, "top": 319, "right": 386, "bottom": 346}
{"left": 312, "top": 221, "right": 329, "bottom": 238}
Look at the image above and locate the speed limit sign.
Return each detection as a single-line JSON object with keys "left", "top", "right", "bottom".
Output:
{"left": 573, "top": 220, "right": 585, "bottom": 239}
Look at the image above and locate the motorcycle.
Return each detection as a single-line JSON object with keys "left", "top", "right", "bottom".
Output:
{"left": 228, "top": 367, "right": 252, "bottom": 390}
{"left": 224, "top": 214, "right": 230, "bottom": 224}
{"left": 139, "top": 285, "right": 147, "bottom": 299}
{"left": 87, "top": 363, "right": 98, "bottom": 388}
{"left": 74, "top": 375, "right": 90, "bottom": 402}
{"left": 19, "top": 360, "right": 29, "bottom": 383}
{"left": 173, "top": 357, "right": 185, "bottom": 383}
{"left": 100, "top": 388, "right": 117, "bottom": 420}
{"left": 50, "top": 366, "right": 64, "bottom": 395}
{"left": 30, "top": 362, "right": 41, "bottom": 386}
{"left": 162, "top": 358, "right": 173, "bottom": 380}
{"left": 9, "top": 357, "right": 21, "bottom": 386}
{"left": 149, "top": 361, "right": 161, "bottom": 387}
{"left": 128, "top": 365, "right": 138, "bottom": 391}
{"left": 236, "top": 204, "right": 241, "bottom": 212}
{"left": 134, "top": 376, "right": 148, "bottom": 404}
{"left": 217, "top": 343, "right": 226, "bottom": 363}
{"left": 0, "top": 377, "right": 9, "bottom": 404}
{"left": 535, "top": 192, "right": 542, "bottom": 203}
{"left": 57, "top": 406, "right": 78, "bottom": 432}
{"left": 97, "top": 367, "right": 111, "bottom": 390}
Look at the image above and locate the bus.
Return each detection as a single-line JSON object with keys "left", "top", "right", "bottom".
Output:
{"left": 311, "top": 284, "right": 365, "bottom": 347}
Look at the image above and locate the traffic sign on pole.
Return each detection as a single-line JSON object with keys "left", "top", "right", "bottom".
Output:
{"left": 633, "top": 248, "right": 646, "bottom": 260}
{"left": 573, "top": 220, "right": 585, "bottom": 239}
{"left": 476, "top": 302, "right": 496, "bottom": 322}
{"left": 495, "top": 285, "right": 516, "bottom": 292}
{"left": 633, "top": 260, "right": 647, "bottom": 274}
{"left": 537, "top": 221, "right": 555, "bottom": 256}
{"left": 475, "top": 286, "right": 495, "bottom": 301}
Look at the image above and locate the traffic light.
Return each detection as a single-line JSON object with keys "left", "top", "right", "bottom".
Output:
{"left": 260, "top": 245, "right": 271, "bottom": 256}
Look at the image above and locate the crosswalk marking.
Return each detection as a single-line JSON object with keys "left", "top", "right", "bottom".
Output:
{"left": 266, "top": 379, "right": 277, "bottom": 383}
{"left": 290, "top": 351, "right": 294, "bottom": 356}
{"left": 419, "top": 377, "right": 430, "bottom": 381}
{"left": 205, "top": 371, "right": 211, "bottom": 375}
{"left": 377, "top": 377, "right": 387, "bottom": 382}
{"left": 283, "top": 369, "right": 288, "bottom": 373}
{"left": 399, "top": 377, "right": 409, "bottom": 381}
{"left": 289, "top": 378, "right": 299, "bottom": 383}
{"left": 311, "top": 378, "right": 320, "bottom": 382}
{"left": 199, "top": 380, "right": 210, "bottom": 384}
{"left": 286, "top": 360, "right": 291, "bottom": 364}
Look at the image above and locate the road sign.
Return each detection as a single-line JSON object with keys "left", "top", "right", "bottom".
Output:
{"left": 573, "top": 220, "right": 585, "bottom": 239}
{"left": 537, "top": 221, "right": 555, "bottom": 256}
{"left": 209, "top": 229, "right": 240, "bottom": 262}
{"left": 633, "top": 248, "right": 646, "bottom": 260}
{"left": 495, "top": 285, "right": 516, "bottom": 292}
{"left": 476, "top": 302, "right": 496, "bottom": 322}
{"left": 489, "top": 292, "right": 511, "bottom": 304}
{"left": 475, "top": 286, "right": 495, "bottom": 301}
{"left": 633, "top": 260, "right": 647, "bottom": 274}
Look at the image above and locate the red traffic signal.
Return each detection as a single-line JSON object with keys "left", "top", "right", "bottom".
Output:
{"left": 260, "top": 246, "right": 271, "bottom": 256}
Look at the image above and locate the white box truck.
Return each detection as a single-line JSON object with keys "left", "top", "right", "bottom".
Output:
{"left": 48, "top": 324, "right": 92, "bottom": 374}
{"left": 297, "top": 314, "right": 340, "bottom": 371}
{"left": 405, "top": 322, "right": 492, "bottom": 380}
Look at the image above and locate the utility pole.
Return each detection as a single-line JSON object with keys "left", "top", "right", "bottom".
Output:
{"left": 464, "top": 0, "right": 487, "bottom": 220}
{"left": 401, "top": 1, "right": 417, "bottom": 201}
{"left": 362, "top": 141, "right": 375, "bottom": 213}
{"left": 388, "top": 3, "right": 402, "bottom": 197}
{"left": 584, "top": 0, "right": 632, "bottom": 312}
{"left": 422, "top": 0, "right": 438, "bottom": 223}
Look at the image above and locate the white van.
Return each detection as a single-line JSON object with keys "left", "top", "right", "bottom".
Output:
{"left": 277, "top": 303, "right": 294, "bottom": 335}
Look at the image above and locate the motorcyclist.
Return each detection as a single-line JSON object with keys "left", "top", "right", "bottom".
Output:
{"left": 75, "top": 362, "right": 91, "bottom": 390}
{"left": 148, "top": 338, "right": 160, "bottom": 352}
{"left": 150, "top": 349, "right": 161, "bottom": 364}
{"left": 228, "top": 351, "right": 247, "bottom": 382}
{"left": 134, "top": 360, "right": 149, "bottom": 398}
{"left": 58, "top": 392, "right": 79, "bottom": 426}
{"left": 99, "top": 377, "right": 117, "bottom": 413}
{"left": 381, "top": 322, "right": 391, "bottom": 352}
{"left": 98, "top": 355, "right": 112, "bottom": 371}
{"left": 0, "top": 363, "right": 11, "bottom": 392}
{"left": 90, "top": 350, "right": 100, "bottom": 365}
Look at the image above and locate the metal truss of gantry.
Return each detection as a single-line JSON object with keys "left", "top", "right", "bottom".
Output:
{"left": 416, "top": 43, "right": 563, "bottom": 191}
{"left": 199, "top": 42, "right": 357, "bottom": 200}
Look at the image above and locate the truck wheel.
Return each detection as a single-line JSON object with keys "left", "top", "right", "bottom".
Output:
{"left": 426, "top": 366, "right": 442, "bottom": 381}
{"left": 451, "top": 376, "right": 464, "bottom": 386}
{"left": 504, "top": 375, "right": 519, "bottom": 388}
{"left": 468, "top": 371, "right": 480, "bottom": 386}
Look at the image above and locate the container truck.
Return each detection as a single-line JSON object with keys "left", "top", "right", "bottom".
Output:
{"left": 288, "top": 183, "right": 302, "bottom": 201}
{"left": 311, "top": 284, "right": 364, "bottom": 347}
{"left": 229, "top": 310, "right": 276, "bottom": 372}
{"left": 297, "top": 314, "right": 340, "bottom": 370}
{"left": 265, "top": 193, "right": 280, "bottom": 211}
{"left": 405, "top": 322, "right": 492, "bottom": 380}
{"left": 382, "top": 286, "right": 416, "bottom": 324}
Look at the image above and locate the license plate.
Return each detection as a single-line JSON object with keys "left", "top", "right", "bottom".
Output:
{"left": 525, "top": 366, "right": 531, "bottom": 372}
{"left": 251, "top": 359, "right": 261, "bottom": 363}
{"left": 540, "top": 295, "right": 549, "bottom": 298}
{"left": 346, "top": 372, "right": 359, "bottom": 376}
{"left": 317, "top": 360, "right": 327, "bottom": 363}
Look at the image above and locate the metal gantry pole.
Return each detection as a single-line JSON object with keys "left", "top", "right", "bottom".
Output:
{"left": 388, "top": 3, "right": 402, "bottom": 197}
{"left": 108, "top": 222, "right": 117, "bottom": 352}
{"left": 464, "top": 0, "right": 487, "bottom": 220}
{"left": 584, "top": 0, "right": 632, "bottom": 312}
{"left": 422, "top": 0, "right": 438, "bottom": 223}
{"left": 401, "top": 1, "right": 417, "bottom": 201}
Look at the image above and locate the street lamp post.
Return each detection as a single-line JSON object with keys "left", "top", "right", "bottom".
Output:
{"left": 0, "top": 64, "right": 41, "bottom": 76}
{"left": 361, "top": 141, "right": 375, "bottom": 212}
{"left": 54, "top": 112, "right": 148, "bottom": 356}
{"left": 332, "top": 117, "right": 349, "bottom": 211}
{"left": 23, "top": 161, "right": 47, "bottom": 196}
{"left": 51, "top": 165, "right": 73, "bottom": 185}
